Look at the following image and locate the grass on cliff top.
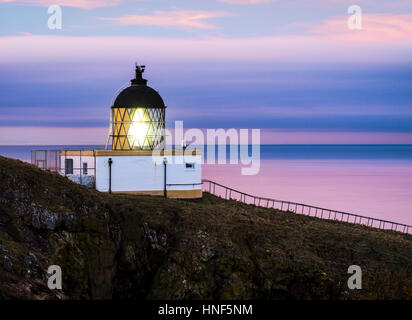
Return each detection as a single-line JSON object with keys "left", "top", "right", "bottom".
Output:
{"left": 0, "top": 154, "right": 410, "bottom": 244}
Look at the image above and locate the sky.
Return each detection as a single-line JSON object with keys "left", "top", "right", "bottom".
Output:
{"left": 0, "top": 0, "right": 412, "bottom": 144}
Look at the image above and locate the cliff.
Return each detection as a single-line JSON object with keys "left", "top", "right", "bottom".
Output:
{"left": 0, "top": 155, "right": 411, "bottom": 300}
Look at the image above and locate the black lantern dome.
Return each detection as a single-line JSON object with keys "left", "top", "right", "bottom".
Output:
{"left": 109, "top": 65, "right": 166, "bottom": 151}
{"left": 113, "top": 66, "right": 165, "bottom": 109}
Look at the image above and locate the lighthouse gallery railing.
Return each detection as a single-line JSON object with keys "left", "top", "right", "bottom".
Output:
{"left": 202, "top": 179, "right": 412, "bottom": 235}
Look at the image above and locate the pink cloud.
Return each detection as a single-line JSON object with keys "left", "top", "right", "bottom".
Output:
{"left": 1, "top": 32, "right": 410, "bottom": 65}
{"left": 100, "top": 10, "right": 231, "bottom": 30}
{"left": 1, "top": 13, "right": 411, "bottom": 65}
{"left": 0, "top": 0, "right": 120, "bottom": 9}
{"left": 310, "top": 13, "right": 412, "bottom": 42}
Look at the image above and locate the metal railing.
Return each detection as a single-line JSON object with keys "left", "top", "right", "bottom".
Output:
{"left": 31, "top": 149, "right": 97, "bottom": 188}
{"left": 31, "top": 149, "right": 61, "bottom": 172}
{"left": 202, "top": 179, "right": 412, "bottom": 235}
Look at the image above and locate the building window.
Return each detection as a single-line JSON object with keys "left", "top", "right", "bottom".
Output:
{"left": 65, "top": 159, "right": 73, "bottom": 175}
{"left": 83, "top": 162, "right": 88, "bottom": 175}
{"left": 185, "top": 163, "right": 195, "bottom": 169}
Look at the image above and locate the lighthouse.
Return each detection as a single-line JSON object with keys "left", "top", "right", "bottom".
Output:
{"left": 31, "top": 65, "right": 203, "bottom": 199}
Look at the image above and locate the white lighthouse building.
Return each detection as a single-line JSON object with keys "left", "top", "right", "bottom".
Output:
{"left": 31, "top": 65, "right": 202, "bottom": 199}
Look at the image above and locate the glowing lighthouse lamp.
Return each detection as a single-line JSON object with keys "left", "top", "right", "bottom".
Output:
{"left": 129, "top": 108, "right": 152, "bottom": 148}
{"left": 109, "top": 65, "right": 165, "bottom": 151}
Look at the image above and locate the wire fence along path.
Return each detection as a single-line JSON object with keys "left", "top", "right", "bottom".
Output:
{"left": 202, "top": 179, "right": 412, "bottom": 235}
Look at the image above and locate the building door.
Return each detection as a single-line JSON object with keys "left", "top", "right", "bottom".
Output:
{"left": 65, "top": 159, "right": 73, "bottom": 174}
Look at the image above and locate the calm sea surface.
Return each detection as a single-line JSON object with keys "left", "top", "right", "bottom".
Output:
{"left": 1, "top": 145, "right": 412, "bottom": 225}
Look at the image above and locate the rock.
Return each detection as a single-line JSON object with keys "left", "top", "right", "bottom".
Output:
{"left": 200, "top": 248, "right": 215, "bottom": 262}
{"left": 0, "top": 244, "right": 8, "bottom": 254}
{"left": 66, "top": 174, "right": 95, "bottom": 188}
{"left": 125, "top": 245, "right": 136, "bottom": 264}
{"left": 142, "top": 222, "right": 167, "bottom": 252}
{"left": 3, "top": 255, "right": 13, "bottom": 272}
{"left": 24, "top": 253, "right": 38, "bottom": 267}
{"left": 197, "top": 230, "right": 209, "bottom": 239}
{"left": 32, "top": 209, "right": 59, "bottom": 230}
{"left": 62, "top": 213, "right": 76, "bottom": 229}
{"left": 160, "top": 234, "right": 167, "bottom": 247}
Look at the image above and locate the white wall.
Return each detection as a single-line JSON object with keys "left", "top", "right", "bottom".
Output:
{"left": 95, "top": 155, "right": 202, "bottom": 193}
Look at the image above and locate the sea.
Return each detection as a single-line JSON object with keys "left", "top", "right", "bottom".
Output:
{"left": 1, "top": 144, "right": 412, "bottom": 226}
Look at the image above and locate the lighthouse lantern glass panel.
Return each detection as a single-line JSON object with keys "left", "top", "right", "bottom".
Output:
{"left": 129, "top": 108, "right": 153, "bottom": 148}
{"left": 111, "top": 107, "right": 165, "bottom": 150}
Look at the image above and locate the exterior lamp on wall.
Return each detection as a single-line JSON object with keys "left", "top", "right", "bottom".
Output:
{"left": 163, "top": 157, "right": 168, "bottom": 198}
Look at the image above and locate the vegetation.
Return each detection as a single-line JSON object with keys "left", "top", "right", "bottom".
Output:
{"left": 0, "top": 155, "right": 411, "bottom": 299}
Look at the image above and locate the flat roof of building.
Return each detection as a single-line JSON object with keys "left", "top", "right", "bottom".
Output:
{"left": 54, "top": 149, "right": 202, "bottom": 157}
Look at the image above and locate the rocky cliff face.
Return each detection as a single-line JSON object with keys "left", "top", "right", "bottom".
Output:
{"left": 0, "top": 156, "right": 411, "bottom": 300}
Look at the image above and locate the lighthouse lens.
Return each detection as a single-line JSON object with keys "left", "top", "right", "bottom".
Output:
{"left": 129, "top": 108, "right": 153, "bottom": 149}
